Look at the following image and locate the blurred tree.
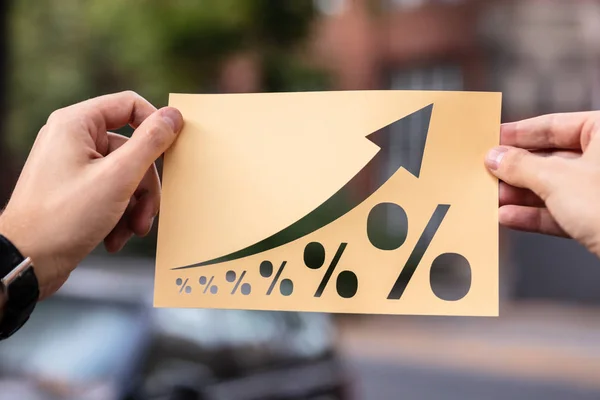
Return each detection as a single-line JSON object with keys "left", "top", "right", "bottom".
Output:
{"left": 3, "top": 0, "right": 328, "bottom": 255}
{"left": 6, "top": 0, "right": 327, "bottom": 153}
{"left": 0, "top": 0, "right": 13, "bottom": 205}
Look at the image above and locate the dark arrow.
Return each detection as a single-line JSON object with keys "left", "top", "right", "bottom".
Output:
{"left": 173, "top": 103, "right": 434, "bottom": 270}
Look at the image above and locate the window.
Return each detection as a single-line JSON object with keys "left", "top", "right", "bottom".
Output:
{"left": 391, "top": 64, "right": 463, "bottom": 91}
{"left": 385, "top": 0, "right": 463, "bottom": 10}
{"left": 386, "top": 64, "right": 463, "bottom": 180}
{"left": 390, "top": 0, "right": 426, "bottom": 9}
{"left": 313, "top": 0, "right": 346, "bottom": 16}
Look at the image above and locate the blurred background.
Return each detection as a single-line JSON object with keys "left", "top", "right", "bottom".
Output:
{"left": 1, "top": 0, "right": 600, "bottom": 399}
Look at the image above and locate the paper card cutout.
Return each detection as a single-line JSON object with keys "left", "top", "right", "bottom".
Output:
{"left": 155, "top": 91, "right": 501, "bottom": 316}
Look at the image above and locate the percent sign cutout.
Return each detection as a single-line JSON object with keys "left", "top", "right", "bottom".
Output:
{"left": 366, "top": 203, "right": 472, "bottom": 300}
{"left": 260, "top": 261, "right": 294, "bottom": 296}
{"left": 175, "top": 278, "right": 192, "bottom": 294}
{"left": 199, "top": 275, "right": 218, "bottom": 294}
{"left": 226, "top": 270, "right": 252, "bottom": 295}
{"left": 304, "top": 242, "right": 358, "bottom": 298}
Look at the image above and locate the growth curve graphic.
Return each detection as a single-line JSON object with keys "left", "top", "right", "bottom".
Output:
{"left": 173, "top": 104, "right": 434, "bottom": 270}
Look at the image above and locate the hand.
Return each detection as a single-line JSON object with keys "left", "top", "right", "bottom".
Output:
{"left": 485, "top": 112, "right": 600, "bottom": 257}
{"left": 0, "top": 91, "right": 183, "bottom": 299}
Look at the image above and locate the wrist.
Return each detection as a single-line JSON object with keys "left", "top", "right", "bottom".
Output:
{"left": 0, "top": 213, "right": 23, "bottom": 256}
{"left": 0, "top": 212, "right": 44, "bottom": 295}
{"left": 0, "top": 211, "right": 42, "bottom": 280}
{"left": 0, "top": 211, "right": 71, "bottom": 300}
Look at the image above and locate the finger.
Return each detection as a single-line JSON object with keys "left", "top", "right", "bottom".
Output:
{"left": 501, "top": 112, "right": 599, "bottom": 150}
{"left": 108, "top": 107, "right": 183, "bottom": 183}
{"left": 583, "top": 126, "right": 600, "bottom": 160}
{"left": 485, "top": 146, "right": 561, "bottom": 200}
{"left": 50, "top": 90, "right": 156, "bottom": 131}
{"left": 104, "top": 196, "right": 136, "bottom": 253}
{"left": 47, "top": 91, "right": 157, "bottom": 155}
{"left": 104, "top": 222, "right": 134, "bottom": 253}
{"left": 499, "top": 183, "right": 544, "bottom": 207}
{"left": 107, "top": 131, "right": 129, "bottom": 151}
{"left": 498, "top": 149, "right": 581, "bottom": 207}
{"left": 107, "top": 133, "right": 161, "bottom": 236}
{"left": 531, "top": 149, "right": 581, "bottom": 159}
{"left": 129, "top": 185, "right": 160, "bottom": 237}
{"left": 499, "top": 205, "right": 568, "bottom": 237}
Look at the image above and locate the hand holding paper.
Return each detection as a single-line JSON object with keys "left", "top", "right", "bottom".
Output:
{"left": 487, "top": 112, "right": 600, "bottom": 257}
{"left": 0, "top": 91, "right": 184, "bottom": 299}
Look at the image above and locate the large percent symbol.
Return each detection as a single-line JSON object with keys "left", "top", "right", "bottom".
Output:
{"left": 366, "top": 203, "right": 472, "bottom": 300}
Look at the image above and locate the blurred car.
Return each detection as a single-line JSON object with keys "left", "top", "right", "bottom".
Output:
{"left": 0, "top": 257, "right": 352, "bottom": 400}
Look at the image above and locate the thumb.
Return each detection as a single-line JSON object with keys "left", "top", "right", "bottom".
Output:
{"left": 485, "top": 146, "right": 558, "bottom": 200}
{"left": 110, "top": 107, "right": 183, "bottom": 181}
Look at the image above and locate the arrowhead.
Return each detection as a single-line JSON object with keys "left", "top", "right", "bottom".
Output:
{"left": 366, "top": 104, "right": 433, "bottom": 178}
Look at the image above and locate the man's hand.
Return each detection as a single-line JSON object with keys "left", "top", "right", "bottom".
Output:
{"left": 486, "top": 112, "right": 600, "bottom": 257}
{"left": 0, "top": 91, "right": 183, "bottom": 299}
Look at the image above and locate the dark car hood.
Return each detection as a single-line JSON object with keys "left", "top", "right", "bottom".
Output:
{"left": 151, "top": 307, "right": 335, "bottom": 377}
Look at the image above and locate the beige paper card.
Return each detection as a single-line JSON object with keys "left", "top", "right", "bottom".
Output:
{"left": 155, "top": 91, "right": 501, "bottom": 316}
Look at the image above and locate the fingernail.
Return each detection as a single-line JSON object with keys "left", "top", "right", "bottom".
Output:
{"left": 485, "top": 146, "right": 508, "bottom": 170}
{"left": 161, "top": 107, "right": 184, "bottom": 133}
{"left": 147, "top": 216, "right": 155, "bottom": 235}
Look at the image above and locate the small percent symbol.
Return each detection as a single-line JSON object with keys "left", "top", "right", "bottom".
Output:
{"left": 304, "top": 242, "right": 358, "bottom": 298}
{"left": 175, "top": 278, "right": 192, "bottom": 294}
{"left": 226, "top": 270, "right": 252, "bottom": 295}
{"left": 260, "top": 261, "right": 293, "bottom": 296}
{"left": 199, "top": 276, "right": 218, "bottom": 294}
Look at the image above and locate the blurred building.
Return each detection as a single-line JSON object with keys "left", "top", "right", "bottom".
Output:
{"left": 211, "top": 0, "right": 600, "bottom": 305}
{"left": 309, "top": 0, "right": 600, "bottom": 118}
{"left": 310, "top": 0, "right": 484, "bottom": 92}
{"left": 482, "top": 0, "right": 600, "bottom": 119}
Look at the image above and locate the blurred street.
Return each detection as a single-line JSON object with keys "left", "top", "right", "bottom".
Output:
{"left": 346, "top": 358, "right": 600, "bottom": 400}
{"left": 337, "top": 303, "right": 600, "bottom": 399}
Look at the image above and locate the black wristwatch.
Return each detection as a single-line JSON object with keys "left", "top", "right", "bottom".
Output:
{"left": 0, "top": 234, "right": 39, "bottom": 340}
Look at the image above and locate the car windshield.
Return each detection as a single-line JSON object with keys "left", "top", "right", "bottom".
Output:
{"left": 154, "top": 308, "right": 333, "bottom": 358}
{"left": 0, "top": 296, "right": 144, "bottom": 383}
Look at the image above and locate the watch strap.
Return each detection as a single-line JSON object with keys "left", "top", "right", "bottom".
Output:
{"left": 0, "top": 235, "right": 39, "bottom": 339}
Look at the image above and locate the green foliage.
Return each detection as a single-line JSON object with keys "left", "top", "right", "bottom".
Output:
{"left": 6, "top": 0, "right": 327, "bottom": 154}
{"left": 6, "top": 0, "right": 329, "bottom": 256}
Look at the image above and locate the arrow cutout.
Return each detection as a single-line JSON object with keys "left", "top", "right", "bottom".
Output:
{"left": 173, "top": 103, "right": 434, "bottom": 270}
